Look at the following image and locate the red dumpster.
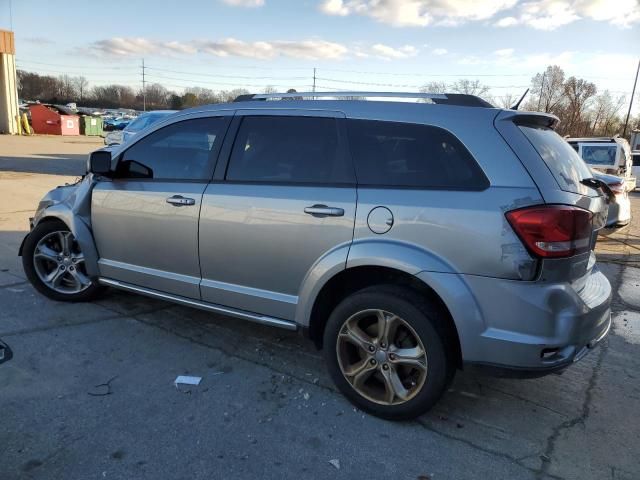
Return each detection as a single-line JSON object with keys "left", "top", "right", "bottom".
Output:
{"left": 28, "top": 104, "right": 80, "bottom": 135}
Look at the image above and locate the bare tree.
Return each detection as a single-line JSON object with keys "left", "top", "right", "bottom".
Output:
{"left": 590, "top": 91, "right": 626, "bottom": 136}
{"left": 559, "top": 77, "right": 597, "bottom": 136}
{"left": 57, "top": 75, "right": 77, "bottom": 101}
{"left": 528, "top": 65, "right": 566, "bottom": 113}
{"left": 497, "top": 93, "right": 518, "bottom": 109}
{"left": 420, "top": 81, "right": 448, "bottom": 94}
{"left": 263, "top": 85, "right": 278, "bottom": 94}
{"left": 73, "top": 76, "right": 89, "bottom": 101}
{"left": 142, "top": 83, "right": 169, "bottom": 108}
{"left": 449, "top": 79, "right": 490, "bottom": 98}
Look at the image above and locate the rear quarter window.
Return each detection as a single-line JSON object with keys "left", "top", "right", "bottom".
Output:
{"left": 518, "top": 126, "right": 592, "bottom": 194}
{"left": 347, "top": 119, "right": 488, "bottom": 190}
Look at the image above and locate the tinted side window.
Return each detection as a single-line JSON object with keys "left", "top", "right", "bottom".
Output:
{"left": 347, "top": 119, "right": 488, "bottom": 189}
{"left": 117, "top": 117, "right": 226, "bottom": 180}
{"left": 226, "top": 116, "right": 352, "bottom": 184}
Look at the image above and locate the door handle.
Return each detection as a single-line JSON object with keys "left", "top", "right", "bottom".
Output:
{"left": 166, "top": 195, "right": 196, "bottom": 206}
{"left": 304, "top": 204, "right": 345, "bottom": 217}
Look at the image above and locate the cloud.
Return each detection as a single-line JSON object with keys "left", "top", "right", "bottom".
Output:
{"left": 196, "top": 38, "right": 348, "bottom": 59}
{"left": 494, "top": 48, "right": 514, "bottom": 57}
{"left": 458, "top": 50, "right": 575, "bottom": 69}
{"left": 319, "top": 0, "right": 517, "bottom": 27}
{"left": 87, "top": 37, "right": 427, "bottom": 61}
{"left": 221, "top": 0, "right": 265, "bottom": 6}
{"left": 21, "top": 36, "right": 55, "bottom": 45}
{"left": 85, "top": 37, "right": 422, "bottom": 62}
{"left": 370, "top": 44, "right": 419, "bottom": 59}
{"left": 494, "top": 0, "right": 640, "bottom": 30}
{"left": 87, "top": 37, "right": 206, "bottom": 57}
{"left": 432, "top": 48, "right": 448, "bottom": 55}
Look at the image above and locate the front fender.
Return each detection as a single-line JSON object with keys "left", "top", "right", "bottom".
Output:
{"left": 23, "top": 175, "right": 101, "bottom": 279}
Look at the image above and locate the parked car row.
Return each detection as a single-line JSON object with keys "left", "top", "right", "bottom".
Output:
{"left": 103, "top": 110, "right": 176, "bottom": 146}
{"left": 567, "top": 136, "right": 636, "bottom": 228}
{"left": 20, "top": 92, "right": 612, "bottom": 420}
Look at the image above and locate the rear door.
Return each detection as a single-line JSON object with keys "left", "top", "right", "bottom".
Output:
{"left": 198, "top": 110, "right": 356, "bottom": 320}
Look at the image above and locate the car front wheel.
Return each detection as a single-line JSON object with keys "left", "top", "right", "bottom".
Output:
{"left": 22, "top": 220, "right": 102, "bottom": 302}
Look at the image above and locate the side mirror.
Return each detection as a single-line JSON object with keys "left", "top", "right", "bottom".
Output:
{"left": 0, "top": 339, "right": 13, "bottom": 365}
{"left": 88, "top": 150, "right": 112, "bottom": 174}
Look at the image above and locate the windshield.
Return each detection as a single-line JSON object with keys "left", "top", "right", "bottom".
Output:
{"left": 125, "top": 113, "right": 168, "bottom": 133}
{"left": 519, "top": 125, "right": 593, "bottom": 195}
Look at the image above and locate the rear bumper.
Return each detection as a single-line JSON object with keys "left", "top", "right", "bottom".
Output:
{"left": 605, "top": 195, "right": 631, "bottom": 227}
{"left": 421, "top": 265, "right": 612, "bottom": 373}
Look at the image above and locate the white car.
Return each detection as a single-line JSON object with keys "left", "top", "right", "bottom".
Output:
{"left": 568, "top": 137, "right": 636, "bottom": 191}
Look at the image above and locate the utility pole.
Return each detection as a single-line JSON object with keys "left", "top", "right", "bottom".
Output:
{"left": 537, "top": 70, "right": 546, "bottom": 112}
{"left": 141, "top": 58, "right": 146, "bottom": 111}
{"left": 622, "top": 58, "right": 639, "bottom": 138}
{"left": 312, "top": 68, "right": 316, "bottom": 93}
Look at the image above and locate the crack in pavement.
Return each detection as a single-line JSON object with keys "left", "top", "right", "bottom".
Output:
{"left": 414, "top": 418, "right": 566, "bottom": 480}
{"left": 129, "top": 304, "right": 566, "bottom": 479}
{"left": 536, "top": 259, "right": 627, "bottom": 480}
{"left": 536, "top": 341, "right": 606, "bottom": 480}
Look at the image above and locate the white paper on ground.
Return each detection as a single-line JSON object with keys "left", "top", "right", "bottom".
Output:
{"left": 174, "top": 375, "right": 202, "bottom": 386}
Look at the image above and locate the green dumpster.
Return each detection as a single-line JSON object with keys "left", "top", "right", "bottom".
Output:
{"left": 80, "top": 115, "right": 104, "bottom": 136}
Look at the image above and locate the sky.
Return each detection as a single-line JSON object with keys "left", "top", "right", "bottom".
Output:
{"left": 2, "top": 0, "right": 639, "bottom": 110}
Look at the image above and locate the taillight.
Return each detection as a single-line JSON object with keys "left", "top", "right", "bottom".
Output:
{"left": 506, "top": 205, "right": 593, "bottom": 258}
{"left": 609, "top": 182, "right": 625, "bottom": 195}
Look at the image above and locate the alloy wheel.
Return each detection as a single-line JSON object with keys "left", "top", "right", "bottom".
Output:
{"left": 336, "top": 309, "right": 428, "bottom": 405}
{"left": 32, "top": 230, "right": 91, "bottom": 295}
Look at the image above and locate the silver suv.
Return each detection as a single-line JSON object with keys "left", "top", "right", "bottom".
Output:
{"left": 19, "top": 92, "right": 612, "bottom": 420}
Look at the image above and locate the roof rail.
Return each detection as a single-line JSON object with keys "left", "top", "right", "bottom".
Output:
{"left": 233, "top": 91, "right": 494, "bottom": 108}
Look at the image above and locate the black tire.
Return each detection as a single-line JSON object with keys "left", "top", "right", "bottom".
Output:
{"left": 323, "top": 285, "right": 454, "bottom": 420}
{"left": 22, "top": 220, "right": 103, "bottom": 302}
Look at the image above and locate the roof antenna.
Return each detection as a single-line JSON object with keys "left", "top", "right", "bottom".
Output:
{"left": 511, "top": 88, "right": 529, "bottom": 110}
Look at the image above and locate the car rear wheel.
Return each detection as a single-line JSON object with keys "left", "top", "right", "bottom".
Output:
{"left": 323, "top": 285, "right": 453, "bottom": 420}
{"left": 22, "top": 220, "right": 103, "bottom": 302}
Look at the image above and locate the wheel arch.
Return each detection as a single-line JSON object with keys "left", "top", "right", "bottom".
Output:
{"left": 304, "top": 265, "right": 463, "bottom": 368}
{"left": 27, "top": 209, "right": 100, "bottom": 278}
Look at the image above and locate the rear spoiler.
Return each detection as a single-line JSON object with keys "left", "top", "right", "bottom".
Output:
{"left": 498, "top": 111, "right": 560, "bottom": 130}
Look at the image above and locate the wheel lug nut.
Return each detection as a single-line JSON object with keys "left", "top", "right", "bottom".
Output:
{"left": 380, "top": 342, "right": 386, "bottom": 349}
{"left": 60, "top": 265, "right": 65, "bottom": 270}
{"left": 368, "top": 345, "right": 375, "bottom": 352}
{"left": 370, "top": 359, "right": 376, "bottom": 366}
{"left": 57, "top": 256, "right": 62, "bottom": 261}
{"left": 69, "top": 266, "right": 74, "bottom": 271}
{"left": 389, "top": 353, "right": 396, "bottom": 360}
{"left": 382, "top": 364, "right": 389, "bottom": 371}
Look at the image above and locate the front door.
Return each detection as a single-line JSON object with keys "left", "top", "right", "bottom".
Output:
{"left": 92, "top": 115, "right": 231, "bottom": 299}
{"left": 199, "top": 112, "right": 356, "bottom": 320}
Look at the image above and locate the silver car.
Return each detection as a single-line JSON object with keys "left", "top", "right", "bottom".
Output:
{"left": 19, "top": 92, "right": 612, "bottom": 420}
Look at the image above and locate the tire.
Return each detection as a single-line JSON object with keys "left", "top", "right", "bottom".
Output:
{"left": 323, "top": 285, "right": 454, "bottom": 420}
{"left": 22, "top": 220, "right": 103, "bottom": 302}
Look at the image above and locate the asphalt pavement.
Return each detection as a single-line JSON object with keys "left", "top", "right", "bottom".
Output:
{"left": 1, "top": 134, "right": 639, "bottom": 480}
